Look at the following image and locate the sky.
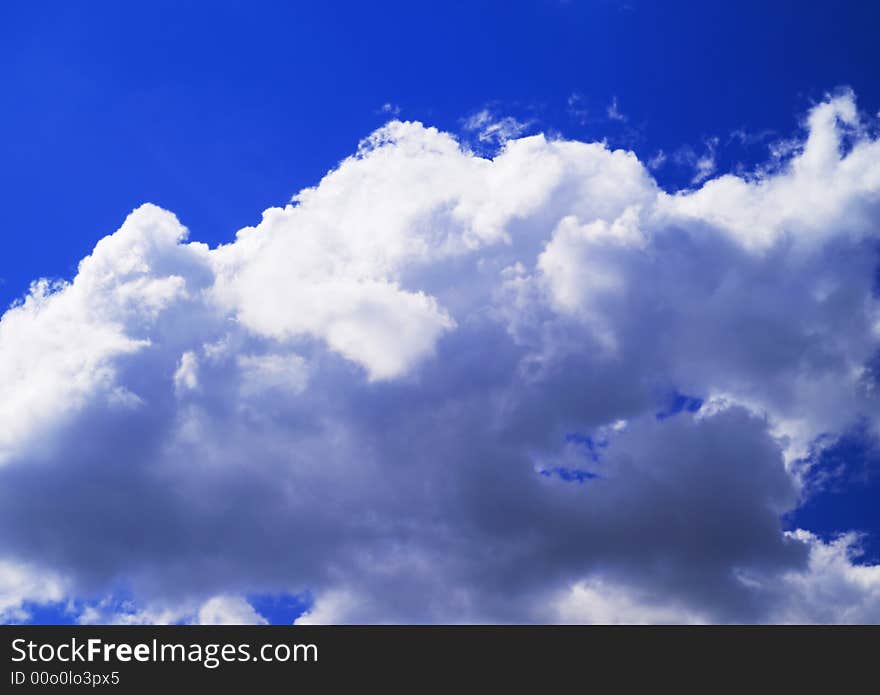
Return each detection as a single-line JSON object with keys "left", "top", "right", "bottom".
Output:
{"left": 1, "top": 1, "right": 880, "bottom": 624}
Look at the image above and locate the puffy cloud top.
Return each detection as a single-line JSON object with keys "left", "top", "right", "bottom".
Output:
{"left": 2, "top": 92, "right": 880, "bottom": 623}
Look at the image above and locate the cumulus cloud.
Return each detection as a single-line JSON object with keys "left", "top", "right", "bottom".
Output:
{"left": 0, "top": 559, "right": 67, "bottom": 623}
{"left": 2, "top": 91, "right": 880, "bottom": 623}
{"left": 75, "top": 594, "right": 266, "bottom": 625}
{"left": 197, "top": 595, "right": 268, "bottom": 625}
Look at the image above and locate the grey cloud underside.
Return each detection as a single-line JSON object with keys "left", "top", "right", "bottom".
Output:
{"left": 0, "top": 330, "right": 803, "bottom": 622}
{"left": 2, "top": 94, "right": 880, "bottom": 623}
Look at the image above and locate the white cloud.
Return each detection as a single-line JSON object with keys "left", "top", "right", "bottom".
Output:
{"left": 2, "top": 92, "right": 880, "bottom": 623}
{"left": 674, "top": 137, "right": 719, "bottom": 184}
{"left": 647, "top": 149, "right": 666, "bottom": 170}
{"left": 692, "top": 151, "right": 716, "bottom": 183}
{"left": 567, "top": 93, "right": 589, "bottom": 125}
{"left": 0, "top": 205, "right": 213, "bottom": 465}
{"left": 769, "top": 531, "right": 880, "bottom": 623}
{"left": 77, "top": 599, "right": 191, "bottom": 626}
{"left": 295, "top": 590, "right": 359, "bottom": 625}
{"left": 548, "top": 531, "right": 880, "bottom": 625}
{"left": 198, "top": 595, "right": 268, "bottom": 625}
{"left": 548, "top": 578, "right": 706, "bottom": 625}
{"left": 75, "top": 594, "right": 267, "bottom": 625}
{"left": 463, "top": 109, "right": 531, "bottom": 145}
{"left": 174, "top": 351, "right": 199, "bottom": 394}
{"left": 238, "top": 353, "right": 308, "bottom": 396}
{"left": 0, "top": 559, "right": 67, "bottom": 622}
{"left": 607, "top": 96, "right": 626, "bottom": 122}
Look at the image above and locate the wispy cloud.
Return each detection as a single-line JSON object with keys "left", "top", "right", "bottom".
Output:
{"left": 462, "top": 108, "right": 532, "bottom": 145}
{"left": 607, "top": 96, "right": 627, "bottom": 122}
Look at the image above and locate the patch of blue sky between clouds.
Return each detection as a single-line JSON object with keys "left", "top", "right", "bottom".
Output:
{"left": 539, "top": 467, "right": 601, "bottom": 484}
{"left": 656, "top": 392, "right": 704, "bottom": 422}
{"left": 247, "top": 593, "right": 312, "bottom": 626}
{"left": 788, "top": 422, "right": 880, "bottom": 565}
{"left": 13, "top": 602, "right": 76, "bottom": 626}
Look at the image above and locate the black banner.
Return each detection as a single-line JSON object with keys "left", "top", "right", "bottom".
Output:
{"left": 1, "top": 625, "right": 875, "bottom": 691}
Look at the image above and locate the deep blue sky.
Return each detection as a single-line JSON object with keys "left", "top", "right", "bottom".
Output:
{"left": 2, "top": 1, "right": 880, "bottom": 623}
